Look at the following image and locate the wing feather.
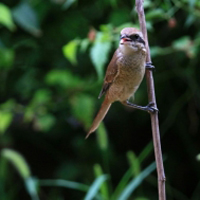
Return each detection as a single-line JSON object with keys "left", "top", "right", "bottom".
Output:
{"left": 98, "top": 50, "right": 119, "bottom": 99}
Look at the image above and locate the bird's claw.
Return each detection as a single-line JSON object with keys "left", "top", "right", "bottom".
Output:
{"left": 145, "top": 102, "right": 159, "bottom": 113}
{"left": 145, "top": 62, "right": 155, "bottom": 70}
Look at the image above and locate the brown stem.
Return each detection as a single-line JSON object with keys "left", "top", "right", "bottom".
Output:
{"left": 135, "top": 0, "right": 166, "bottom": 200}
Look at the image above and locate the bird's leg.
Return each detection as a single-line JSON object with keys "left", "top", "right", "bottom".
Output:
{"left": 145, "top": 62, "right": 155, "bottom": 70}
{"left": 123, "top": 100, "right": 158, "bottom": 113}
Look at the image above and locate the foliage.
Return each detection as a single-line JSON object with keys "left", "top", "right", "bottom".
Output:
{"left": 0, "top": 0, "right": 200, "bottom": 199}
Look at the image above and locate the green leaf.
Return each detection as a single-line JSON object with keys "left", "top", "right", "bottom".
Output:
{"left": 0, "top": 99, "right": 15, "bottom": 134}
{"left": 110, "top": 0, "right": 118, "bottom": 8}
{"left": 63, "top": 0, "right": 77, "bottom": 10}
{"left": 84, "top": 175, "right": 108, "bottom": 200}
{"left": 117, "top": 162, "right": 156, "bottom": 200}
{"left": 0, "top": 48, "right": 15, "bottom": 69}
{"left": 94, "top": 164, "right": 109, "bottom": 199}
{"left": 150, "top": 46, "right": 164, "bottom": 57}
{"left": 172, "top": 36, "right": 191, "bottom": 51}
{"left": 24, "top": 107, "right": 34, "bottom": 123}
{"left": 1, "top": 150, "right": 39, "bottom": 200}
{"left": 112, "top": 145, "right": 153, "bottom": 200}
{"left": 143, "top": 0, "right": 152, "bottom": 9}
{"left": 146, "top": 9, "right": 166, "bottom": 20}
{"left": 126, "top": 151, "right": 140, "bottom": 177}
{"left": 0, "top": 99, "right": 16, "bottom": 110}
{"left": 32, "top": 89, "right": 52, "bottom": 105}
{"left": 39, "top": 179, "right": 89, "bottom": 191}
{"left": 23, "top": 89, "right": 55, "bottom": 132}
{"left": 0, "top": 111, "right": 13, "bottom": 134}
{"left": 172, "top": 36, "right": 197, "bottom": 57}
{"left": 96, "top": 123, "right": 108, "bottom": 151}
{"left": 0, "top": 3, "right": 16, "bottom": 31}
{"left": 34, "top": 114, "right": 56, "bottom": 132}
{"left": 138, "top": 142, "right": 153, "bottom": 163}
{"left": 196, "top": 154, "right": 200, "bottom": 161}
{"left": 146, "top": 21, "right": 153, "bottom": 31}
{"left": 80, "top": 38, "right": 90, "bottom": 53}
{"left": 1, "top": 149, "right": 31, "bottom": 179}
{"left": 150, "top": 46, "right": 174, "bottom": 57}
{"left": 63, "top": 39, "right": 80, "bottom": 65}
{"left": 99, "top": 24, "right": 113, "bottom": 35}
{"left": 12, "top": 2, "right": 41, "bottom": 36}
{"left": 111, "top": 169, "right": 132, "bottom": 200}
{"left": 185, "top": 15, "right": 195, "bottom": 27}
{"left": 24, "top": 89, "right": 55, "bottom": 131}
{"left": 45, "top": 69, "right": 83, "bottom": 88}
{"left": 25, "top": 177, "right": 40, "bottom": 200}
{"left": 70, "top": 94, "right": 94, "bottom": 129}
{"left": 189, "top": 0, "right": 196, "bottom": 8}
{"left": 90, "top": 32, "right": 112, "bottom": 80}
{"left": 24, "top": 89, "right": 52, "bottom": 123}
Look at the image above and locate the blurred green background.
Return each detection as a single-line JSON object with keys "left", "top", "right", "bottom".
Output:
{"left": 0, "top": 0, "right": 200, "bottom": 199}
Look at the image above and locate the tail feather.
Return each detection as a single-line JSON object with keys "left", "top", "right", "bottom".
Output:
{"left": 86, "top": 98, "right": 111, "bottom": 139}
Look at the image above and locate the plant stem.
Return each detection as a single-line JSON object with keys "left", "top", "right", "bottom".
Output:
{"left": 135, "top": 0, "right": 166, "bottom": 200}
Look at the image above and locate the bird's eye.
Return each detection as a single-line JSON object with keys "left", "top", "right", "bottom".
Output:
{"left": 129, "top": 34, "right": 140, "bottom": 40}
{"left": 134, "top": 34, "right": 139, "bottom": 39}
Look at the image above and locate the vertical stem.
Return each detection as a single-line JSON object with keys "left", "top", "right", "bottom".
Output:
{"left": 135, "top": 0, "right": 166, "bottom": 200}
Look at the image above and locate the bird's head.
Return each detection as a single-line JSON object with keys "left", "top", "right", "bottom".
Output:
{"left": 119, "top": 27, "right": 146, "bottom": 55}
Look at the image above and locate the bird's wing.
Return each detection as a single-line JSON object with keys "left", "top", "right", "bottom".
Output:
{"left": 98, "top": 50, "right": 119, "bottom": 99}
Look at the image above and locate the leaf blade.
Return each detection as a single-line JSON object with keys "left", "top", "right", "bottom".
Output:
{"left": 63, "top": 39, "right": 79, "bottom": 65}
{"left": 90, "top": 32, "right": 112, "bottom": 80}
{"left": 84, "top": 175, "right": 108, "bottom": 200}
{"left": 39, "top": 179, "right": 89, "bottom": 192}
{"left": 94, "top": 164, "right": 109, "bottom": 199}
{"left": 0, "top": 3, "right": 16, "bottom": 31}
{"left": 12, "top": 2, "right": 41, "bottom": 36}
{"left": 1, "top": 148, "right": 31, "bottom": 179}
{"left": 117, "top": 162, "right": 156, "bottom": 200}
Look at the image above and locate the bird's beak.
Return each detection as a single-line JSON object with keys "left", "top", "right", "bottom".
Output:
{"left": 120, "top": 34, "right": 131, "bottom": 44}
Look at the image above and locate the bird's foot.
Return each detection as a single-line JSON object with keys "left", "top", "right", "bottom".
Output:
{"left": 146, "top": 62, "right": 155, "bottom": 70}
{"left": 144, "top": 102, "right": 159, "bottom": 113}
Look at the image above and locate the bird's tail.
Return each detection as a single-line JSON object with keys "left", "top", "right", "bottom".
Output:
{"left": 85, "top": 97, "right": 111, "bottom": 139}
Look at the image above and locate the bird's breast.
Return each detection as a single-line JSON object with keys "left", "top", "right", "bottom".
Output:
{"left": 117, "top": 55, "right": 145, "bottom": 89}
{"left": 107, "top": 53, "right": 146, "bottom": 102}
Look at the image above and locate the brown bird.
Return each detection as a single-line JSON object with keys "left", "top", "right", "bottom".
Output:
{"left": 86, "top": 27, "right": 157, "bottom": 138}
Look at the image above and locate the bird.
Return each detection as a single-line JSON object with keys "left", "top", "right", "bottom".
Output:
{"left": 86, "top": 27, "right": 157, "bottom": 138}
